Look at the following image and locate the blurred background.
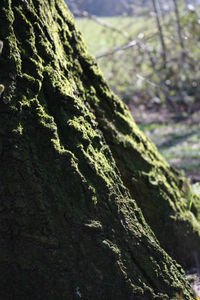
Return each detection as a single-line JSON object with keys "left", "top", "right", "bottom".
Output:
{"left": 65, "top": 0, "right": 200, "bottom": 183}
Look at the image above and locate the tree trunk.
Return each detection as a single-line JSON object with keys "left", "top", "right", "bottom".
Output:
{"left": 0, "top": 0, "right": 199, "bottom": 299}
{"left": 152, "top": 0, "right": 167, "bottom": 67}
{"left": 172, "top": 0, "right": 185, "bottom": 59}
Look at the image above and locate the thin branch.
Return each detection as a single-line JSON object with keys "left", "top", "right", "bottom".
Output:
{"left": 96, "top": 33, "right": 158, "bottom": 59}
{"left": 136, "top": 74, "right": 157, "bottom": 87}
{"left": 96, "top": 40, "right": 137, "bottom": 59}
{"left": 75, "top": 10, "right": 129, "bottom": 38}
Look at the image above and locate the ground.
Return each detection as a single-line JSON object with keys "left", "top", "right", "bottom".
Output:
{"left": 130, "top": 104, "right": 200, "bottom": 184}
{"left": 187, "top": 271, "right": 200, "bottom": 298}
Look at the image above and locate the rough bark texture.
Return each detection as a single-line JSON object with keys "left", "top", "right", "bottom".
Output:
{"left": 0, "top": 0, "right": 199, "bottom": 299}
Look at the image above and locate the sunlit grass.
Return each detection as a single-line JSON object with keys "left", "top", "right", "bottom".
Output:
{"left": 76, "top": 16, "right": 154, "bottom": 55}
{"left": 140, "top": 118, "right": 200, "bottom": 175}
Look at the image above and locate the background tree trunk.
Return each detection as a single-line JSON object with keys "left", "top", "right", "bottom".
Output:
{"left": 172, "top": 0, "right": 185, "bottom": 60}
{"left": 152, "top": 0, "right": 167, "bottom": 67}
{"left": 0, "top": 0, "right": 199, "bottom": 299}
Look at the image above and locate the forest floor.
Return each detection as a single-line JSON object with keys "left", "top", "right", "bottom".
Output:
{"left": 186, "top": 270, "right": 200, "bottom": 298}
{"left": 130, "top": 104, "right": 200, "bottom": 184}
{"left": 130, "top": 104, "right": 200, "bottom": 297}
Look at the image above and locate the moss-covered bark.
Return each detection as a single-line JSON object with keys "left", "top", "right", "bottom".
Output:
{"left": 84, "top": 65, "right": 200, "bottom": 268}
{"left": 0, "top": 0, "right": 199, "bottom": 299}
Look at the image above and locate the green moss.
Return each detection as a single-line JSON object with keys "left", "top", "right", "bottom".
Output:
{"left": 0, "top": 0, "right": 198, "bottom": 299}
{"left": 0, "top": 84, "right": 5, "bottom": 97}
{"left": 83, "top": 59, "right": 200, "bottom": 267}
{"left": 84, "top": 219, "right": 103, "bottom": 231}
{"left": 19, "top": 73, "right": 42, "bottom": 94}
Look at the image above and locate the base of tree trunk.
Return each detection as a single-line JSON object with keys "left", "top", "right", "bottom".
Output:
{"left": 0, "top": 0, "right": 199, "bottom": 299}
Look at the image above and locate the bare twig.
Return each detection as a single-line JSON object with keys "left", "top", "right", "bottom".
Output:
{"left": 75, "top": 10, "right": 129, "bottom": 38}
{"left": 96, "top": 39, "right": 137, "bottom": 59}
{"left": 96, "top": 32, "right": 158, "bottom": 59}
{"left": 136, "top": 74, "right": 157, "bottom": 87}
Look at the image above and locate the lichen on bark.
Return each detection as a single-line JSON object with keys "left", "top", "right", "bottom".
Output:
{"left": 0, "top": 0, "right": 199, "bottom": 299}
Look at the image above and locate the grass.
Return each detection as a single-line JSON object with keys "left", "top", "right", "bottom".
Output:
{"left": 137, "top": 111, "right": 200, "bottom": 181}
{"left": 76, "top": 16, "right": 154, "bottom": 56}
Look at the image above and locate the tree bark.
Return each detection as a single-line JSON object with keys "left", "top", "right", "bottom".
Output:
{"left": 0, "top": 0, "right": 199, "bottom": 299}
{"left": 172, "top": 0, "right": 185, "bottom": 59}
{"left": 152, "top": 0, "right": 167, "bottom": 67}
